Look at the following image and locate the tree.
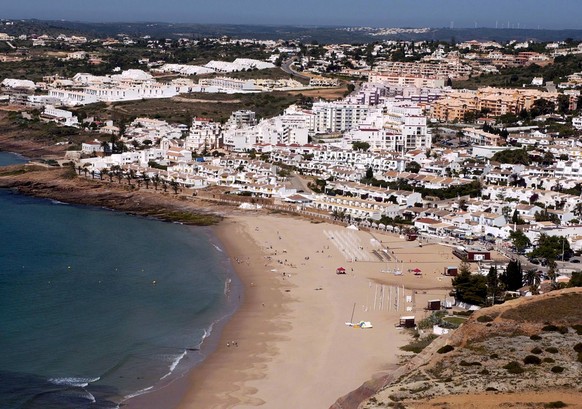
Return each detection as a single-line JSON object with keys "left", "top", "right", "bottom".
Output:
{"left": 534, "top": 209, "right": 560, "bottom": 224}
{"left": 405, "top": 161, "right": 421, "bottom": 173}
{"left": 487, "top": 265, "right": 502, "bottom": 305}
{"left": 529, "top": 234, "right": 571, "bottom": 262}
{"left": 352, "top": 141, "right": 370, "bottom": 151}
{"left": 104, "top": 169, "right": 113, "bottom": 182}
{"left": 509, "top": 230, "right": 531, "bottom": 254}
{"left": 530, "top": 98, "right": 555, "bottom": 117}
{"left": 491, "top": 149, "right": 530, "bottom": 165}
{"left": 452, "top": 262, "right": 488, "bottom": 306}
{"left": 170, "top": 180, "right": 179, "bottom": 194}
{"left": 152, "top": 174, "right": 160, "bottom": 191}
{"left": 569, "top": 272, "right": 582, "bottom": 288}
{"left": 524, "top": 269, "right": 540, "bottom": 294}
{"left": 511, "top": 210, "right": 525, "bottom": 225}
{"left": 365, "top": 166, "right": 374, "bottom": 180}
{"left": 501, "top": 260, "right": 523, "bottom": 292}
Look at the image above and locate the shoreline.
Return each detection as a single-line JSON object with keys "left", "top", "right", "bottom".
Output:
{"left": 122, "top": 227, "right": 246, "bottom": 409}
{"left": 174, "top": 216, "right": 291, "bottom": 408}
{"left": 172, "top": 214, "right": 456, "bottom": 409}
{"left": 0, "top": 166, "right": 226, "bottom": 226}
{"left": 0, "top": 164, "right": 457, "bottom": 408}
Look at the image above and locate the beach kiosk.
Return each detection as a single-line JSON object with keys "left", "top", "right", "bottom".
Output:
{"left": 336, "top": 267, "right": 346, "bottom": 274}
{"left": 443, "top": 266, "right": 458, "bottom": 276}
{"left": 398, "top": 316, "right": 416, "bottom": 328}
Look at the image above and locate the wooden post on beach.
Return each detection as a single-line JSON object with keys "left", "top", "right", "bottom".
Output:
{"left": 350, "top": 302, "right": 356, "bottom": 323}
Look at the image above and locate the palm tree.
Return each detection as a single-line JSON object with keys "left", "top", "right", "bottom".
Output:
{"left": 547, "top": 259, "right": 558, "bottom": 288}
{"left": 162, "top": 180, "right": 168, "bottom": 193}
{"left": 101, "top": 168, "right": 111, "bottom": 182}
{"left": 90, "top": 170, "right": 95, "bottom": 179}
{"left": 152, "top": 174, "right": 160, "bottom": 191}
{"left": 170, "top": 180, "right": 179, "bottom": 194}
{"left": 143, "top": 174, "right": 150, "bottom": 189}
{"left": 101, "top": 140, "right": 111, "bottom": 155}
{"left": 110, "top": 165, "right": 123, "bottom": 184}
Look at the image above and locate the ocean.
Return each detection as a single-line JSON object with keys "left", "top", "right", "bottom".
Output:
{"left": 0, "top": 152, "right": 239, "bottom": 408}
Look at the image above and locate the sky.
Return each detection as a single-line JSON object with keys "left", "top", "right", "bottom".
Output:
{"left": 2, "top": 0, "right": 582, "bottom": 30}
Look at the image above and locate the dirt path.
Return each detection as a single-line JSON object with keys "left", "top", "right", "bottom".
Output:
{"left": 171, "top": 96, "right": 241, "bottom": 104}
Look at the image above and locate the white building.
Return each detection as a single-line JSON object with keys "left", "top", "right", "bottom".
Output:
{"left": 345, "top": 101, "right": 431, "bottom": 152}
{"left": 310, "top": 101, "right": 370, "bottom": 134}
{"left": 223, "top": 106, "right": 311, "bottom": 151}
{"left": 41, "top": 105, "right": 79, "bottom": 127}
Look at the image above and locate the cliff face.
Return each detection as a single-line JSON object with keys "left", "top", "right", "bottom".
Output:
{"left": 332, "top": 288, "right": 582, "bottom": 409}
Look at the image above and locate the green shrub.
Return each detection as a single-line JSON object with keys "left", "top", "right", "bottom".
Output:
{"left": 503, "top": 361, "right": 524, "bottom": 374}
{"left": 455, "top": 310, "right": 473, "bottom": 316}
{"left": 477, "top": 315, "right": 494, "bottom": 323}
{"left": 544, "top": 401, "right": 567, "bottom": 408}
{"left": 551, "top": 366, "right": 564, "bottom": 373}
{"left": 531, "top": 347, "right": 543, "bottom": 354}
{"left": 572, "top": 324, "right": 582, "bottom": 335}
{"left": 490, "top": 353, "right": 499, "bottom": 359}
{"left": 437, "top": 345, "right": 454, "bottom": 354}
{"left": 543, "top": 357, "right": 555, "bottom": 363}
{"left": 542, "top": 325, "right": 559, "bottom": 332}
{"left": 545, "top": 347, "right": 559, "bottom": 354}
{"left": 578, "top": 352, "right": 582, "bottom": 363}
{"left": 524, "top": 355, "right": 542, "bottom": 365}
{"left": 459, "top": 360, "right": 482, "bottom": 366}
{"left": 530, "top": 334, "right": 542, "bottom": 341}
{"left": 574, "top": 343, "right": 582, "bottom": 353}
{"left": 400, "top": 334, "right": 438, "bottom": 354}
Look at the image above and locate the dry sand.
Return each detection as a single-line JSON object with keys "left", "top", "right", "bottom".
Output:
{"left": 176, "top": 214, "right": 458, "bottom": 409}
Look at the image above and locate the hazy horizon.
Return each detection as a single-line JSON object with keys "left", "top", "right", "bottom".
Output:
{"left": 2, "top": 0, "right": 582, "bottom": 30}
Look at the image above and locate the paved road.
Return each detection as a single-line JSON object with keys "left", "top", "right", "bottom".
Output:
{"left": 280, "top": 58, "right": 311, "bottom": 81}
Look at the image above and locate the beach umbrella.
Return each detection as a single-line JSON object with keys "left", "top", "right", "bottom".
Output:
{"left": 412, "top": 268, "right": 422, "bottom": 273}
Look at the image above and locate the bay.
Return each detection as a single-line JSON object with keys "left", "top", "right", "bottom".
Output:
{"left": 0, "top": 152, "right": 236, "bottom": 408}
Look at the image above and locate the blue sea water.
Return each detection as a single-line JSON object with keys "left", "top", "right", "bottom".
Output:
{"left": 0, "top": 152, "right": 238, "bottom": 408}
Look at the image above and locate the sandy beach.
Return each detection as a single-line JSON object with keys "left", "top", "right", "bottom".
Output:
{"left": 173, "top": 213, "right": 464, "bottom": 409}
